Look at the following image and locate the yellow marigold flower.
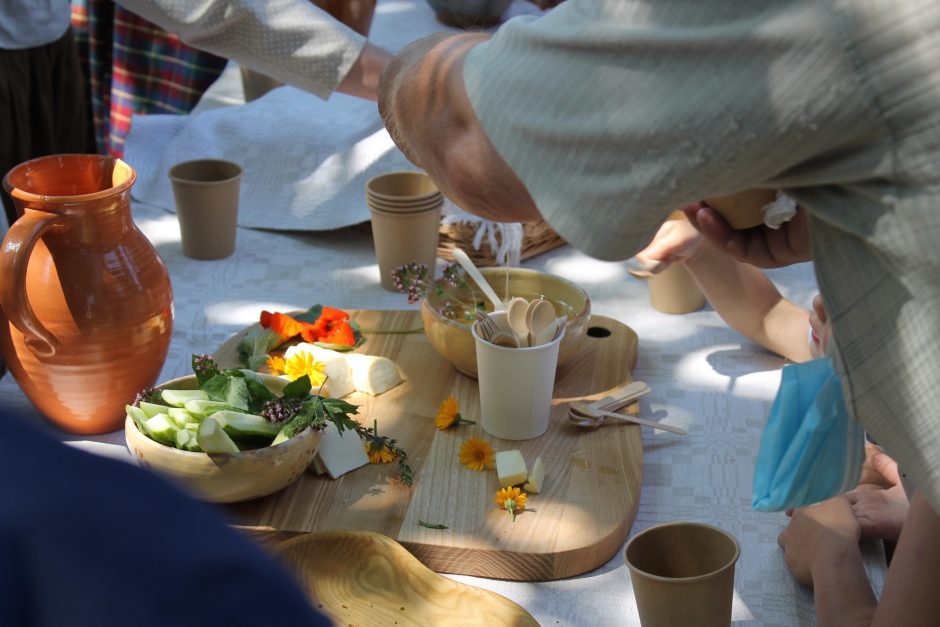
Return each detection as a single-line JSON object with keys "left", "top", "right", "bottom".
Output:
{"left": 266, "top": 355, "right": 286, "bottom": 375}
{"left": 435, "top": 395, "right": 475, "bottom": 430}
{"left": 495, "top": 486, "right": 528, "bottom": 522}
{"left": 282, "top": 351, "right": 326, "bottom": 386}
{"left": 365, "top": 442, "right": 397, "bottom": 464}
{"left": 459, "top": 437, "right": 495, "bottom": 471}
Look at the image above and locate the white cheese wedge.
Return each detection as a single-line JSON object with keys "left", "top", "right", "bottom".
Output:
{"left": 313, "top": 422, "right": 369, "bottom": 479}
{"left": 307, "top": 454, "right": 327, "bottom": 476}
{"left": 523, "top": 456, "right": 545, "bottom": 494}
{"left": 284, "top": 343, "right": 354, "bottom": 398}
{"left": 346, "top": 354, "right": 402, "bottom": 395}
{"left": 495, "top": 450, "right": 528, "bottom": 487}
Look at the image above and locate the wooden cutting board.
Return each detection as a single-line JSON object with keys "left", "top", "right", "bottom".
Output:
{"left": 274, "top": 531, "right": 539, "bottom": 626}
{"left": 216, "top": 310, "right": 642, "bottom": 581}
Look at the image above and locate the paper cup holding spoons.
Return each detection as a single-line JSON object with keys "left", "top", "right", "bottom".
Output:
{"left": 472, "top": 311, "right": 565, "bottom": 440}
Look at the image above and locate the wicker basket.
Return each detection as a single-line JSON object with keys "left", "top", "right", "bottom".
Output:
{"left": 356, "top": 218, "right": 567, "bottom": 267}
{"left": 436, "top": 218, "right": 566, "bottom": 267}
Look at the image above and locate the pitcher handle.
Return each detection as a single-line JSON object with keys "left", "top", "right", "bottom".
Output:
{"left": 0, "top": 209, "right": 63, "bottom": 357}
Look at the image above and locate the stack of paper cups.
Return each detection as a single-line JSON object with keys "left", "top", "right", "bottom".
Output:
{"left": 366, "top": 171, "right": 443, "bottom": 291}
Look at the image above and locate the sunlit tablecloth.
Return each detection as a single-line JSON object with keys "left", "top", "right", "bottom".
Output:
{"left": 0, "top": 1, "right": 886, "bottom": 625}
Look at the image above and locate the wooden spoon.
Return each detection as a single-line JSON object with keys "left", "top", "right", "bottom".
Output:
{"left": 569, "top": 403, "right": 687, "bottom": 435}
{"left": 452, "top": 248, "right": 504, "bottom": 312}
{"left": 506, "top": 297, "right": 530, "bottom": 347}
{"left": 525, "top": 298, "right": 556, "bottom": 346}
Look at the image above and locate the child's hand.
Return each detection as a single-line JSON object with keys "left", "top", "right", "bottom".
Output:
{"left": 847, "top": 446, "right": 908, "bottom": 542}
{"left": 808, "top": 294, "right": 830, "bottom": 358}
{"left": 778, "top": 496, "right": 861, "bottom": 586}
{"left": 635, "top": 206, "right": 704, "bottom": 273}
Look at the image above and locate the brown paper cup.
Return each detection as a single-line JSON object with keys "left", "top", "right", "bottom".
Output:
{"left": 704, "top": 189, "right": 777, "bottom": 230}
{"left": 625, "top": 522, "right": 740, "bottom": 627}
{"left": 366, "top": 171, "right": 440, "bottom": 203}
{"left": 366, "top": 194, "right": 444, "bottom": 213}
{"left": 168, "top": 159, "right": 242, "bottom": 260}
{"left": 648, "top": 263, "right": 705, "bottom": 314}
{"left": 369, "top": 203, "right": 442, "bottom": 291}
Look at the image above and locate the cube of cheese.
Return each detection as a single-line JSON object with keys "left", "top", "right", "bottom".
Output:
{"left": 495, "top": 450, "right": 528, "bottom": 487}
{"left": 284, "top": 343, "right": 354, "bottom": 398}
{"left": 523, "top": 456, "right": 545, "bottom": 494}
{"left": 346, "top": 354, "right": 402, "bottom": 395}
{"left": 313, "top": 422, "right": 369, "bottom": 479}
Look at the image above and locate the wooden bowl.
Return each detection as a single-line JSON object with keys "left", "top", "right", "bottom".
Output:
{"left": 124, "top": 373, "right": 321, "bottom": 503}
{"left": 421, "top": 267, "right": 590, "bottom": 378}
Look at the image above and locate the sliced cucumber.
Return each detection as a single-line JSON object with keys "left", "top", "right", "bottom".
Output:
{"left": 183, "top": 422, "right": 201, "bottom": 432}
{"left": 126, "top": 405, "right": 154, "bottom": 437}
{"left": 138, "top": 401, "right": 170, "bottom": 418}
{"left": 272, "top": 425, "right": 292, "bottom": 447}
{"left": 161, "top": 389, "right": 209, "bottom": 408}
{"left": 145, "top": 414, "right": 179, "bottom": 447}
{"left": 184, "top": 399, "right": 237, "bottom": 419}
{"left": 197, "top": 417, "right": 240, "bottom": 454}
{"left": 175, "top": 428, "right": 196, "bottom": 450}
{"left": 209, "top": 410, "right": 281, "bottom": 440}
{"left": 166, "top": 407, "right": 192, "bottom": 429}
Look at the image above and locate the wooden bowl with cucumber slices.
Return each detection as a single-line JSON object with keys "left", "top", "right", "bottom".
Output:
{"left": 124, "top": 373, "right": 321, "bottom": 504}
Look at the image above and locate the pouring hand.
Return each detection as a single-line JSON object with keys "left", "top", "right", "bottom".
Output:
{"left": 684, "top": 203, "right": 811, "bottom": 269}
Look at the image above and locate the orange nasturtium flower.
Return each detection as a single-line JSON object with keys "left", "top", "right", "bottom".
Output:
{"left": 282, "top": 351, "right": 327, "bottom": 386}
{"left": 435, "top": 396, "right": 475, "bottom": 430}
{"left": 495, "top": 486, "right": 528, "bottom": 522}
{"left": 260, "top": 310, "right": 313, "bottom": 341}
{"left": 458, "top": 437, "right": 495, "bottom": 471}
{"left": 260, "top": 306, "right": 356, "bottom": 347}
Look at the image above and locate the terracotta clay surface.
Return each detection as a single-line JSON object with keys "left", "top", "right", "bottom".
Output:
{"left": 1, "top": 154, "right": 173, "bottom": 434}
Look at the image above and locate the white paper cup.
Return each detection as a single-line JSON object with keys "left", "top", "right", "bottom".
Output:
{"left": 471, "top": 311, "right": 564, "bottom": 440}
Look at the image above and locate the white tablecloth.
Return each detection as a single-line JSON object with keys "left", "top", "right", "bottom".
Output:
{"left": 0, "top": 1, "right": 886, "bottom": 625}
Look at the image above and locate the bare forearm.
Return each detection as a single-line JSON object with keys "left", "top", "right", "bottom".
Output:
{"left": 379, "top": 33, "right": 540, "bottom": 222}
{"left": 336, "top": 42, "right": 392, "bottom": 100}
{"left": 810, "top": 543, "right": 878, "bottom": 627}
{"left": 686, "top": 243, "right": 813, "bottom": 362}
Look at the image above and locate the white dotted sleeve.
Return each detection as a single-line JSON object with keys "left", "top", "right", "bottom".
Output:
{"left": 118, "top": 0, "right": 366, "bottom": 99}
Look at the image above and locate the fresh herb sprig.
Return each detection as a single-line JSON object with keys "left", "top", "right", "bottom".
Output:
{"left": 391, "top": 261, "right": 484, "bottom": 322}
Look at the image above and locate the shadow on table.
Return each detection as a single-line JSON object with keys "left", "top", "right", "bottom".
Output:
{"left": 706, "top": 347, "right": 785, "bottom": 379}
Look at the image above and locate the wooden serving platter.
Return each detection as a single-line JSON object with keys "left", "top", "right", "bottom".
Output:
{"left": 216, "top": 310, "right": 642, "bottom": 581}
{"left": 275, "top": 531, "right": 539, "bottom": 626}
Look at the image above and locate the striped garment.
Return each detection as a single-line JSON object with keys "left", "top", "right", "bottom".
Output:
{"left": 70, "top": 0, "right": 227, "bottom": 157}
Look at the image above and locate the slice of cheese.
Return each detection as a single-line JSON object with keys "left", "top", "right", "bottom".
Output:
{"left": 313, "top": 422, "right": 369, "bottom": 479}
{"left": 284, "top": 343, "right": 354, "bottom": 398}
{"left": 346, "top": 354, "right": 402, "bottom": 395}
{"left": 523, "top": 456, "right": 544, "bottom": 494}
{"left": 495, "top": 450, "right": 528, "bottom": 487}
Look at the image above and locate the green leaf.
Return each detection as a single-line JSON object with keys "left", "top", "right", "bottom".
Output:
{"left": 201, "top": 374, "right": 250, "bottom": 411}
{"left": 236, "top": 329, "right": 284, "bottom": 367}
{"left": 418, "top": 520, "right": 448, "bottom": 530}
{"left": 238, "top": 369, "right": 275, "bottom": 411}
{"left": 282, "top": 375, "right": 312, "bottom": 399}
{"left": 293, "top": 304, "right": 324, "bottom": 324}
{"left": 225, "top": 376, "right": 250, "bottom": 411}
{"left": 245, "top": 354, "right": 269, "bottom": 371}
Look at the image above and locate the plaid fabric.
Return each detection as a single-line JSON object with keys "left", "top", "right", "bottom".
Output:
{"left": 71, "top": 1, "right": 227, "bottom": 157}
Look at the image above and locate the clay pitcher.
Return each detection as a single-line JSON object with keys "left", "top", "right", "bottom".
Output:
{"left": 1, "top": 155, "right": 173, "bottom": 434}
